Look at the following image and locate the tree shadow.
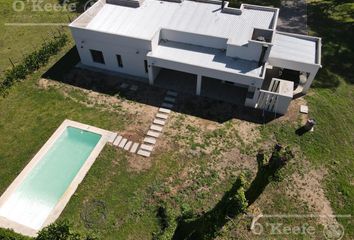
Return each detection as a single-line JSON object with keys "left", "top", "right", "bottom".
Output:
{"left": 172, "top": 147, "right": 290, "bottom": 240}
{"left": 307, "top": 1, "right": 354, "bottom": 86}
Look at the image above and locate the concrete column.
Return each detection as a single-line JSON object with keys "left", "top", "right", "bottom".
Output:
{"left": 302, "top": 69, "right": 318, "bottom": 94}
{"left": 196, "top": 75, "right": 202, "bottom": 96}
{"left": 148, "top": 65, "right": 154, "bottom": 85}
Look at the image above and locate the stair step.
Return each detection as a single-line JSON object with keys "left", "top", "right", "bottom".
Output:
{"left": 130, "top": 142, "right": 139, "bottom": 153}
{"left": 167, "top": 90, "right": 178, "bottom": 97}
{"left": 137, "top": 149, "right": 151, "bottom": 157}
{"left": 161, "top": 102, "right": 173, "bottom": 109}
{"left": 144, "top": 137, "right": 156, "bottom": 145}
{"left": 153, "top": 119, "right": 166, "bottom": 126}
{"left": 159, "top": 108, "right": 171, "bottom": 114}
{"left": 118, "top": 138, "right": 128, "bottom": 148}
{"left": 164, "top": 96, "right": 176, "bottom": 103}
{"left": 113, "top": 136, "right": 122, "bottom": 146}
{"left": 156, "top": 113, "right": 168, "bottom": 120}
{"left": 150, "top": 124, "right": 163, "bottom": 132}
{"left": 147, "top": 130, "right": 160, "bottom": 138}
{"left": 140, "top": 144, "right": 154, "bottom": 151}
{"left": 124, "top": 141, "right": 132, "bottom": 151}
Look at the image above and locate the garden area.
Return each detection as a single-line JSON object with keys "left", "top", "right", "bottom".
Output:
{"left": 0, "top": 0, "right": 353, "bottom": 239}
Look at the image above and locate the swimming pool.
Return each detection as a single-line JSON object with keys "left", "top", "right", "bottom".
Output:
{"left": 0, "top": 120, "right": 116, "bottom": 236}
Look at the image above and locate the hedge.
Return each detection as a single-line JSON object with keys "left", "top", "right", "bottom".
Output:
{"left": 0, "top": 33, "right": 68, "bottom": 96}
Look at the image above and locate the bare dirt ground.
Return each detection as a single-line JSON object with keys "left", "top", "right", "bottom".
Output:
{"left": 40, "top": 68, "right": 334, "bottom": 231}
{"left": 287, "top": 167, "right": 339, "bottom": 227}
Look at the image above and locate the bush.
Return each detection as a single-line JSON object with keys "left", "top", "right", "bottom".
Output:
{"left": 0, "top": 33, "right": 68, "bottom": 96}
{"left": 36, "top": 221, "right": 96, "bottom": 240}
{"left": 0, "top": 228, "right": 30, "bottom": 240}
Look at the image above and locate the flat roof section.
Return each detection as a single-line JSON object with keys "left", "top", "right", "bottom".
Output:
{"left": 270, "top": 32, "right": 320, "bottom": 65}
{"left": 148, "top": 41, "right": 263, "bottom": 77}
{"left": 84, "top": 0, "right": 276, "bottom": 44}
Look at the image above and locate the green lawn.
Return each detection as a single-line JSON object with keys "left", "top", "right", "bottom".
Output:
{"left": 0, "top": 0, "right": 353, "bottom": 239}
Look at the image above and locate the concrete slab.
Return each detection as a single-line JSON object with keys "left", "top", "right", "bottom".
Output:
{"left": 156, "top": 113, "right": 168, "bottom": 120}
{"left": 118, "top": 138, "right": 128, "bottom": 148}
{"left": 124, "top": 141, "right": 132, "bottom": 150}
{"left": 300, "top": 105, "right": 308, "bottom": 114}
{"left": 107, "top": 132, "right": 118, "bottom": 143}
{"left": 130, "top": 142, "right": 139, "bottom": 153}
{"left": 144, "top": 137, "right": 157, "bottom": 145}
{"left": 153, "top": 119, "right": 166, "bottom": 126}
{"left": 130, "top": 85, "right": 138, "bottom": 91}
{"left": 159, "top": 108, "right": 171, "bottom": 114}
{"left": 161, "top": 102, "right": 173, "bottom": 109}
{"left": 137, "top": 149, "right": 151, "bottom": 157}
{"left": 167, "top": 90, "right": 178, "bottom": 97}
{"left": 164, "top": 96, "right": 176, "bottom": 103}
{"left": 113, "top": 135, "right": 122, "bottom": 146}
{"left": 140, "top": 144, "right": 154, "bottom": 151}
{"left": 150, "top": 124, "right": 163, "bottom": 132}
{"left": 120, "top": 83, "right": 129, "bottom": 89}
{"left": 147, "top": 130, "right": 160, "bottom": 138}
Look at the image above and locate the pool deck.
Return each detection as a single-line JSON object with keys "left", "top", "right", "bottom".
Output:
{"left": 0, "top": 119, "right": 116, "bottom": 237}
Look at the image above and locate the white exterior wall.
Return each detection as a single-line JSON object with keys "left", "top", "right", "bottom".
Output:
{"left": 160, "top": 29, "right": 228, "bottom": 49}
{"left": 226, "top": 41, "right": 272, "bottom": 62}
{"left": 70, "top": 27, "right": 151, "bottom": 79}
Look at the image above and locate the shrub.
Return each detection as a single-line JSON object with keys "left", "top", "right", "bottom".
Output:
{"left": 0, "top": 33, "right": 68, "bottom": 96}
{"left": 0, "top": 228, "right": 30, "bottom": 240}
{"left": 36, "top": 221, "right": 96, "bottom": 240}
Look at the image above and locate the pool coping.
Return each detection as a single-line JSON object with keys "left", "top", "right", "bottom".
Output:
{"left": 0, "top": 119, "right": 117, "bottom": 237}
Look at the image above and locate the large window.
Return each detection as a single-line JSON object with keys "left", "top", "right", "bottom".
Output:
{"left": 116, "top": 54, "right": 123, "bottom": 67}
{"left": 90, "top": 49, "right": 105, "bottom": 64}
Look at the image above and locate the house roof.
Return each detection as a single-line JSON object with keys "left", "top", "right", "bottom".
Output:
{"left": 80, "top": 0, "right": 276, "bottom": 45}
{"left": 148, "top": 40, "right": 263, "bottom": 77}
{"left": 270, "top": 32, "right": 321, "bottom": 65}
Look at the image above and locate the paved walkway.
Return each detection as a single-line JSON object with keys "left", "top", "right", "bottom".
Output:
{"left": 111, "top": 90, "right": 178, "bottom": 158}
{"left": 277, "top": 0, "right": 308, "bottom": 34}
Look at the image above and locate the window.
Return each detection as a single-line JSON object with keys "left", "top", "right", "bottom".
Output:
{"left": 144, "top": 60, "right": 148, "bottom": 73}
{"left": 116, "top": 55, "right": 123, "bottom": 67}
{"left": 90, "top": 49, "right": 105, "bottom": 64}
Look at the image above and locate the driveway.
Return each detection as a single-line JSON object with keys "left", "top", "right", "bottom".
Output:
{"left": 277, "top": 0, "right": 308, "bottom": 34}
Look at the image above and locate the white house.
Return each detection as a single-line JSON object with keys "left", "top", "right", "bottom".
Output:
{"left": 69, "top": 0, "right": 321, "bottom": 114}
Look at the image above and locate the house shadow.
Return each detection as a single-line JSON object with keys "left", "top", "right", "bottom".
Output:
{"left": 42, "top": 47, "right": 280, "bottom": 124}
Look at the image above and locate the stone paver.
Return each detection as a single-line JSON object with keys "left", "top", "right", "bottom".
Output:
{"left": 153, "top": 119, "right": 166, "bottom": 126}
{"left": 130, "top": 142, "right": 139, "bottom": 153}
{"left": 140, "top": 144, "right": 154, "bottom": 151}
{"left": 120, "top": 83, "right": 129, "bottom": 89}
{"left": 161, "top": 102, "right": 173, "bottom": 109}
{"left": 130, "top": 85, "right": 138, "bottom": 91}
{"left": 118, "top": 138, "right": 128, "bottom": 148}
{"left": 150, "top": 124, "right": 163, "bottom": 132}
{"left": 164, "top": 96, "right": 176, "bottom": 103}
{"left": 137, "top": 149, "right": 151, "bottom": 157}
{"left": 156, "top": 113, "right": 168, "bottom": 120}
{"left": 144, "top": 137, "right": 156, "bottom": 145}
{"left": 159, "top": 108, "right": 171, "bottom": 114}
{"left": 147, "top": 130, "right": 160, "bottom": 138}
{"left": 108, "top": 132, "right": 118, "bottom": 143}
{"left": 113, "top": 135, "right": 122, "bottom": 146}
{"left": 167, "top": 90, "right": 178, "bottom": 97}
{"left": 124, "top": 141, "right": 132, "bottom": 150}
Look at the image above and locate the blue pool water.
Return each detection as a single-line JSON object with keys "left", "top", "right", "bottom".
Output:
{"left": 0, "top": 127, "right": 101, "bottom": 230}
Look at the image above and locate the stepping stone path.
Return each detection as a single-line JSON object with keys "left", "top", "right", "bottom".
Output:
{"left": 137, "top": 90, "right": 178, "bottom": 158}
{"left": 112, "top": 90, "right": 178, "bottom": 158}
